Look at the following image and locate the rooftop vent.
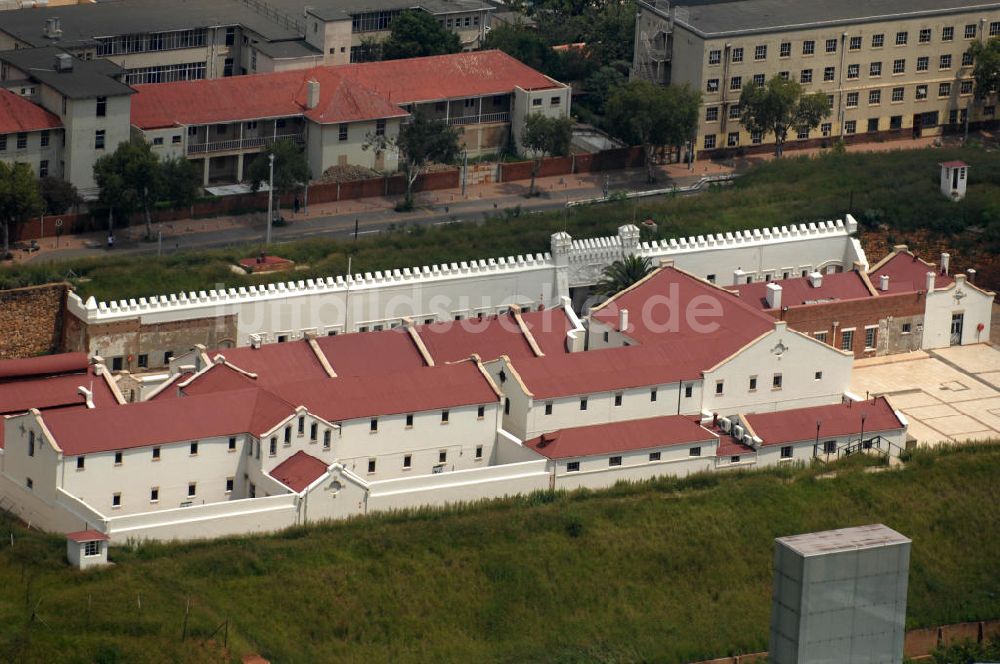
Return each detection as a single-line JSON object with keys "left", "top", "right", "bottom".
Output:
{"left": 44, "top": 17, "right": 63, "bottom": 40}
{"left": 305, "top": 80, "right": 320, "bottom": 110}
{"left": 808, "top": 271, "right": 823, "bottom": 288}
{"left": 54, "top": 53, "right": 73, "bottom": 72}
{"left": 538, "top": 432, "right": 559, "bottom": 447}
{"left": 879, "top": 274, "right": 890, "bottom": 292}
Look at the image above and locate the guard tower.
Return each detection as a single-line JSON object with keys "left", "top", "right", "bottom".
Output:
{"left": 939, "top": 161, "right": 969, "bottom": 201}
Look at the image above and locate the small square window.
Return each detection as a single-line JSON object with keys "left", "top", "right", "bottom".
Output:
{"left": 847, "top": 64, "right": 859, "bottom": 79}
{"left": 649, "top": 451, "right": 661, "bottom": 462}
{"left": 112, "top": 493, "right": 121, "bottom": 508}
{"left": 870, "top": 61, "right": 882, "bottom": 77}
{"left": 815, "top": 371, "right": 823, "bottom": 380}
{"left": 114, "top": 451, "right": 123, "bottom": 465}
{"left": 754, "top": 45, "right": 766, "bottom": 60}
{"left": 614, "top": 393, "right": 623, "bottom": 407}
{"left": 438, "top": 450, "right": 447, "bottom": 464}
{"left": 441, "top": 410, "right": 449, "bottom": 423}
{"left": 919, "top": 28, "right": 932, "bottom": 43}
{"left": 902, "top": 323, "right": 912, "bottom": 334}
{"left": 685, "top": 385, "right": 693, "bottom": 398}
{"left": 917, "top": 56, "right": 929, "bottom": 71}
{"left": 77, "top": 456, "right": 85, "bottom": 470}
{"left": 849, "top": 36, "right": 861, "bottom": 50}
{"left": 964, "top": 24, "right": 976, "bottom": 39}
{"left": 731, "top": 47, "right": 743, "bottom": 63}
{"left": 779, "top": 42, "right": 791, "bottom": 58}
{"left": 580, "top": 398, "right": 588, "bottom": 411}
{"left": 475, "top": 445, "right": 483, "bottom": 459}
{"left": 650, "top": 388, "right": 657, "bottom": 402}
{"left": 706, "top": 79, "right": 719, "bottom": 93}
{"left": 370, "top": 418, "right": 378, "bottom": 432}
{"left": 802, "top": 40, "right": 815, "bottom": 55}
{"left": 780, "top": 446, "right": 793, "bottom": 459}
{"left": 228, "top": 436, "right": 237, "bottom": 450}
{"left": 188, "top": 483, "right": 197, "bottom": 497}
{"left": 609, "top": 456, "right": 622, "bottom": 467}
{"left": 150, "top": 487, "right": 159, "bottom": 502}
{"left": 715, "top": 381, "right": 724, "bottom": 395}
{"left": 942, "top": 26, "right": 954, "bottom": 41}
{"left": 706, "top": 106, "right": 719, "bottom": 122}
{"left": 772, "top": 373, "right": 783, "bottom": 389}
{"left": 749, "top": 376, "right": 757, "bottom": 391}
{"left": 323, "top": 430, "right": 332, "bottom": 449}
{"left": 689, "top": 447, "right": 701, "bottom": 457}
{"left": 226, "top": 477, "right": 234, "bottom": 493}
{"left": 895, "top": 31, "right": 908, "bottom": 46}
{"left": 403, "top": 454, "right": 412, "bottom": 469}
{"left": 367, "top": 458, "right": 376, "bottom": 474}
{"left": 872, "top": 34, "right": 885, "bottom": 48}
{"left": 152, "top": 447, "right": 160, "bottom": 460}
{"left": 825, "top": 38, "right": 837, "bottom": 53}
{"left": 190, "top": 442, "right": 198, "bottom": 455}
{"left": 567, "top": 461, "right": 580, "bottom": 472}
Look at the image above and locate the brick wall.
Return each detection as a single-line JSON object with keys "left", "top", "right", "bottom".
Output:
{"left": 0, "top": 283, "right": 69, "bottom": 360}
{"left": 775, "top": 291, "right": 925, "bottom": 358}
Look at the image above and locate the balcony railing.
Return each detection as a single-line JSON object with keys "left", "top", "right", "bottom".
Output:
{"left": 186, "top": 132, "right": 304, "bottom": 156}
{"left": 447, "top": 112, "right": 510, "bottom": 126}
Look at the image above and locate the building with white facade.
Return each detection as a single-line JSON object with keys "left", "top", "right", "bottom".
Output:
{"left": 0, "top": 251, "right": 916, "bottom": 544}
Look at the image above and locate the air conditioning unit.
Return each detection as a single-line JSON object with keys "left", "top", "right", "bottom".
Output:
{"left": 718, "top": 416, "right": 731, "bottom": 432}
{"left": 733, "top": 424, "right": 745, "bottom": 439}
{"left": 249, "top": 333, "right": 262, "bottom": 349}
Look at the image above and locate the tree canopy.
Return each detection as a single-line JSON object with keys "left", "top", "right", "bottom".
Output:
{"left": 94, "top": 141, "right": 162, "bottom": 238}
{"left": 605, "top": 80, "right": 701, "bottom": 182}
{"left": 38, "top": 176, "right": 81, "bottom": 217}
{"left": 160, "top": 157, "right": 201, "bottom": 212}
{"left": 739, "top": 76, "right": 830, "bottom": 157}
{"left": 967, "top": 38, "right": 1000, "bottom": 103}
{"left": 365, "top": 111, "right": 461, "bottom": 209}
{"left": 381, "top": 11, "right": 461, "bottom": 60}
{"left": 0, "top": 162, "right": 43, "bottom": 257}
{"left": 246, "top": 140, "right": 310, "bottom": 216}
{"left": 521, "top": 113, "right": 573, "bottom": 195}
{"left": 595, "top": 254, "right": 653, "bottom": 296}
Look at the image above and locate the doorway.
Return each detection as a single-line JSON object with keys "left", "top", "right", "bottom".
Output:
{"left": 950, "top": 313, "right": 964, "bottom": 345}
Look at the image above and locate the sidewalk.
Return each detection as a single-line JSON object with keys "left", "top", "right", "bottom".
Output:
{"left": 5, "top": 134, "right": 953, "bottom": 264}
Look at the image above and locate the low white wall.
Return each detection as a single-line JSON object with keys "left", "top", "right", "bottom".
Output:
{"left": 367, "top": 459, "right": 549, "bottom": 513}
{"left": 103, "top": 494, "right": 298, "bottom": 543}
{"left": 0, "top": 475, "right": 93, "bottom": 533}
{"left": 554, "top": 454, "right": 714, "bottom": 491}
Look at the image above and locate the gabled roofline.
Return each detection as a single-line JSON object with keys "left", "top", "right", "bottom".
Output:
{"left": 588, "top": 265, "right": 665, "bottom": 315}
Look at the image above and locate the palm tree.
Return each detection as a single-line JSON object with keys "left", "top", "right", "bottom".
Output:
{"left": 595, "top": 254, "right": 653, "bottom": 296}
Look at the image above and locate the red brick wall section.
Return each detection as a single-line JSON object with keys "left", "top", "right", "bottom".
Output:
{"left": 778, "top": 291, "right": 924, "bottom": 358}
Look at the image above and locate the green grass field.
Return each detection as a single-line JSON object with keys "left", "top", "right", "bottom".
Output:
{"left": 1, "top": 445, "right": 998, "bottom": 663}
{"left": 2, "top": 144, "right": 999, "bottom": 302}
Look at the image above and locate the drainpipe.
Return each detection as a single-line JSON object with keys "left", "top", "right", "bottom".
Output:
{"left": 837, "top": 32, "right": 848, "bottom": 138}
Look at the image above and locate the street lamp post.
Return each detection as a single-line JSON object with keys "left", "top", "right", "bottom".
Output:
{"left": 265, "top": 152, "right": 275, "bottom": 245}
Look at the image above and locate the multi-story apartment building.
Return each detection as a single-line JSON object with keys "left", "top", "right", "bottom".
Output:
{"left": 0, "top": 47, "right": 133, "bottom": 195}
{"left": 0, "top": 0, "right": 493, "bottom": 86}
{"left": 633, "top": 0, "right": 1000, "bottom": 154}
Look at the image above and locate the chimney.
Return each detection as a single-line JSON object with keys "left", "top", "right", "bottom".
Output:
{"left": 44, "top": 17, "right": 63, "bottom": 39}
{"left": 765, "top": 282, "right": 782, "bottom": 309}
{"left": 966, "top": 268, "right": 976, "bottom": 283}
{"left": 879, "top": 274, "right": 890, "bottom": 292}
{"left": 77, "top": 386, "right": 94, "bottom": 409}
{"left": 926, "top": 271, "right": 936, "bottom": 292}
{"left": 733, "top": 268, "right": 746, "bottom": 285}
{"left": 619, "top": 308, "right": 629, "bottom": 332}
{"left": 808, "top": 271, "right": 823, "bottom": 288}
{"left": 93, "top": 363, "right": 104, "bottom": 376}
{"left": 940, "top": 252, "right": 950, "bottom": 275}
{"left": 306, "top": 80, "right": 320, "bottom": 110}
{"left": 54, "top": 53, "right": 73, "bottom": 72}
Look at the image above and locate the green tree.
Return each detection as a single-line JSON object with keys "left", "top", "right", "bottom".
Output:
{"left": 966, "top": 37, "right": 1000, "bottom": 133}
{"left": 0, "top": 162, "right": 43, "bottom": 258}
{"left": 739, "top": 76, "right": 831, "bottom": 157}
{"left": 381, "top": 11, "right": 461, "bottom": 60}
{"left": 38, "top": 176, "right": 81, "bottom": 216}
{"left": 93, "top": 141, "right": 161, "bottom": 239}
{"left": 605, "top": 80, "right": 701, "bottom": 183}
{"left": 246, "top": 140, "right": 311, "bottom": 219}
{"left": 521, "top": 113, "right": 573, "bottom": 196}
{"left": 364, "top": 111, "right": 461, "bottom": 209}
{"left": 160, "top": 157, "right": 201, "bottom": 213}
{"left": 595, "top": 254, "right": 653, "bottom": 296}
{"left": 584, "top": 62, "right": 628, "bottom": 115}
{"left": 483, "top": 23, "right": 556, "bottom": 73}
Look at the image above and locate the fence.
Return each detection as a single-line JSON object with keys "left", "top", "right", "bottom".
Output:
{"left": 687, "top": 620, "right": 1000, "bottom": 663}
{"left": 14, "top": 146, "right": 645, "bottom": 241}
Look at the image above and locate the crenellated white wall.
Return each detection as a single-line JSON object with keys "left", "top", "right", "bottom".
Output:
{"left": 66, "top": 216, "right": 863, "bottom": 359}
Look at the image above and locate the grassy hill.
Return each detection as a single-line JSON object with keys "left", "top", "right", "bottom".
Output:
{"left": 2, "top": 144, "right": 999, "bottom": 301}
{"left": 1, "top": 444, "right": 999, "bottom": 663}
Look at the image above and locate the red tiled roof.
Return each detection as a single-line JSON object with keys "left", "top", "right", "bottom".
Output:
{"left": 0, "top": 370, "right": 119, "bottom": 415}
{"left": 869, "top": 252, "right": 953, "bottom": 294}
{"left": 0, "top": 89, "right": 61, "bottom": 134}
{"left": 41, "top": 388, "right": 293, "bottom": 455}
{"left": 338, "top": 50, "right": 561, "bottom": 103}
{"left": 590, "top": 267, "right": 775, "bottom": 350}
{"left": 730, "top": 271, "right": 873, "bottom": 309}
{"left": 130, "top": 66, "right": 406, "bottom": 129}
{"left": 418, "top": 314, "right": 537, "bottom": 364}
{"left": 313, "top": 328, "right": 427, "bottom": 377}
{"left": 274, "top": 360, "right": 497, "bottom": 422}
{"left": 130, "top": 51, "right": 559, "bottom": 130}
{"left": 509, "top": 343, "right": 709, "bottom": 399}
{"left": 743, "top": 397, "right": 904, "bottom": 446}
{"left": 716, "top": 434, "right": 755, "bottom": 458}
{"left": 212, "top": 343, "right": 329, "bottom": 388}
{"left": 939, "top": 160, "right": 968, "bottom": 168}
{"left": 66, "top": 530, "right": 109, "bottom": 543}
{"left": 523, "top": 415, "right": 715, "bottom": 459}
{"left": 520, "top": 308, "right": 575, "bottom": 356}
{"left": 270, "top": 451, "right": 329, "bottom": 493}
{"left": 0, "top": 352, "right": 89, "bottom": 380}
{"left": 180, "top": 363, "right": 258, "bottom": 396}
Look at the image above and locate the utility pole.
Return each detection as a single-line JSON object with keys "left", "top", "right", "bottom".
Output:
{"left": 265, "top": 152, "right": 275, "bottom": 245}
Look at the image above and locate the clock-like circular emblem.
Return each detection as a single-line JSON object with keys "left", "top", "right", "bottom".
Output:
{"left": 772, "top": 341, "right": 788, "bottom": 356}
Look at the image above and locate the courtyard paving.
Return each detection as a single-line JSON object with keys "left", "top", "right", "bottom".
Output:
{"left": 850, "top": 343, "right": 1000, "bottom": 446}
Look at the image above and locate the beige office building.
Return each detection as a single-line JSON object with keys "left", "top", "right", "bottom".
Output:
{"left": 633, "top": 0, "right": 1000, "bottom": 154}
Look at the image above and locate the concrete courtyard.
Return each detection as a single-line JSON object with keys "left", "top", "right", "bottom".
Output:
{"left": 850, "top": 344, "right": 1000, "bottom": 446}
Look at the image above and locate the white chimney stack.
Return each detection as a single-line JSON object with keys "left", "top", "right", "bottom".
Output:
{"left": 78, "top": 386, "right": 94, "bottom": 409}
{"left": 619, "top": 308, "right": 629, "bottom": 332}
{"left": 926, "top": 271, "right": 936, "bottom": 292}
{"left": 808, "top": 271, "right": 823, "bottom": 288}
{"left": 879, "top": 274, "right": 890, "bottom": 292}
{"left": 765, "top": 282, "right": 782, "bottom": 309}
{"left": 733, "top": 269, "right": 747, "bottom": 285}
{"left": 940, "top": 252, "right": 950, "bottom": 275}
{"left": 306, "top": 80, "right": 320, "bottom": 110}
{"left": 966, "top": 268, "right": 976, "bottom": 283}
